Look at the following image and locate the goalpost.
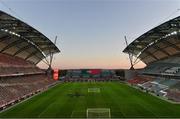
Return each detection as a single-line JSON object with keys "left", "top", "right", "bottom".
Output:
{"left": 86, "top": 108, "right": 111, "bottom": 118}
{"left": 88, "top": 88, "right": 100, "bottom": 93}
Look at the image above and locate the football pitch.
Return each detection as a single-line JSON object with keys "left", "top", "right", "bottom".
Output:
{"left": 1, "top": 82, "right": 180, "bottom": 118}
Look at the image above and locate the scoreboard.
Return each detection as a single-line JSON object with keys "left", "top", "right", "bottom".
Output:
{"left": 53, "top": 69, "right": 59, "bottom": 80}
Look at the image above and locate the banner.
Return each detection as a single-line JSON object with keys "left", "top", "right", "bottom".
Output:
{"left": 89, "top": 69, "right": 101, "bottom": 75}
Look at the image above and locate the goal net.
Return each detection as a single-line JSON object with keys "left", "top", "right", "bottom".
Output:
{"left": 88, "top": 88, "right": 100, "bottom": 93}
{"left": 86, "top": 108, "right": 111, "bottom": 118}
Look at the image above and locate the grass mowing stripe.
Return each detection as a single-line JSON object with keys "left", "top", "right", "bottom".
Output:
{"left": 122, "top": 83, "right": 180, "bottom": 117}
{"left": 0, "top": 83, "right": 70, "bottom": 118}
{"left": 105, "top": 82, "right": 127, "bottom": 118}
{"left": 70, "top": 83, "right": 87, "bottom": 117}
{"left": 121, "top": 83, "right": 180, "bottom": 117}
{"left": 1, "top": 82, "right": 180, "bottom": 118}
{"left": 37, "top": 83, "right": 73, "bottom": 117}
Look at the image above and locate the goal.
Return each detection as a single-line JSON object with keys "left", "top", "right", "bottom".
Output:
{"left": 86, "top": 108, "right": 111, "bottom": 118}
{"left": 88, "top": 88, "right": 100, "bottom": 93}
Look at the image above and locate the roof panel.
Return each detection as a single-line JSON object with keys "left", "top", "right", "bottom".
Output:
{"left": 142, "top": 56, "right": 156, "bottom": 64}
{"left": 153, "top": 51, "right": 167, "bottom": 59}
{"left": 164, "top": 47, "right": 179, "bottom": 55}
{"left": 0, "top": 11, "right": 60, "bottom": 64}
{"left": 156, "top": 42, "right": 167, "bottom": 48}
{"left": 3, "top": 46, "right": 19, "bottom": 55}
{"left": 148, "top": 47, "right": 157, "bottom": 53}
{"left": 123, "top": 16, "right": 180, "bottom": 65}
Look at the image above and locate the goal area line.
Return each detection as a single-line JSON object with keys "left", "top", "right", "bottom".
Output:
{"left": 86, "top": 108, "right": 111, "bottom": 118}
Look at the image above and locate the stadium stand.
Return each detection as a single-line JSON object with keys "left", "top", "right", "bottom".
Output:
{"left": 0, "top": 74, "right": 56, "bottom": 110}
{"left": 166, "top": 89, "right": 180, "bottom": 102}
{"left": 127, "top": 75, "right": 153, "bottom": 85}
{"left": 0, "top": 53, "right": 33, "bottom": 66}
{"left": 64, "top": 69, "right": 118, "bottom": 82}
{"left": 123, "top": 16, "right": 180, "bottom": 102}
{"left": 170, "top": 82, "right": 180, "bottom": 90}
{"left": 0, "top": 11, "right": 60, "bottom": 110}
{"left": 159, "top": 79, "right": 179, "bottom": 87}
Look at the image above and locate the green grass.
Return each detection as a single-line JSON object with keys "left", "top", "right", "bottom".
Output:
{"left": 1, "top": 82, "right": 180, "bottom": 118}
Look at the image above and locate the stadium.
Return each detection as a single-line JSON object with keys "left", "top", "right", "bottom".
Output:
{"left": 0, "top": 4, "right": 180, "bottom": 119}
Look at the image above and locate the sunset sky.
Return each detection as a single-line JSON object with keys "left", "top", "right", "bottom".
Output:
{"left": 1, "top": 0, "right": 180, "bottom": 69}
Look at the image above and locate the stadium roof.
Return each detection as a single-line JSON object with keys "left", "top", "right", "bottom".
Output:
{"left": 0, "top": 10, "right": 60, "bottom": 65}
{"left": 123, "top": 16, "right": 180, "bottom": 65}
